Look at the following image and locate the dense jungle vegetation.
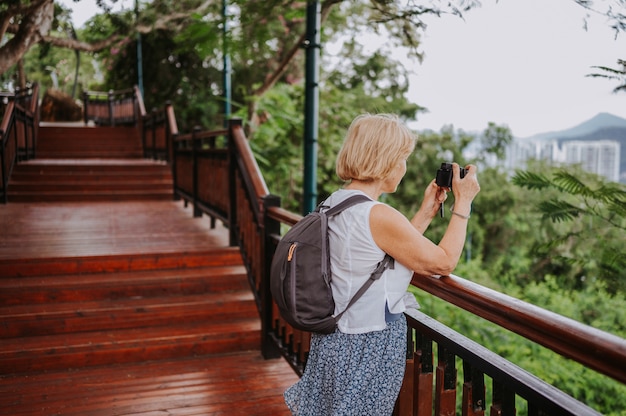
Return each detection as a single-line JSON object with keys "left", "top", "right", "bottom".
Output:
{"left": 2, "top": 1, "right": 625, "bottom": 413}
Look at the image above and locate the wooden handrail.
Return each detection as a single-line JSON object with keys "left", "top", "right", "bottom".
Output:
{"left": 133, "top": 85, "right": 146, "bottom": 118}
{"left": 0, "top": 84, "right": 38, "bottom": 203}
{"left": 0, "top": 100, "right": 13, "bottom": 134}
{"left": 267, "top": 205, "right": 300, "bottom": 227}
{"left": 411, "top": 272, "right": 626, "bottom": 384}
{"left": 229, "top": 122, "right": 269, "bottom": 198}
{"left": 83, "top": 87, "right": 139, "bottom": 126}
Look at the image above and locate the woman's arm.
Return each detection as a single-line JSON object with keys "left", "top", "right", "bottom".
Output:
{"left": 371, "top": 164, "right": 480, "bottom": 276}
{"left": 410, "top": 179, "right": 447, "bottom": 234}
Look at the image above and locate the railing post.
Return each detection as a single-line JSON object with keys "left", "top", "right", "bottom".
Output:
{"left": 192, "top": 126, "right": 201, "bottom": 218}
{"left": 415, "top": 332, "right": 434, "bottom": 416}
{"left": 108, "top": 90, "right": 115, "bottom": 126}
{"left": 82, "top": 91, "right": 89, "bottom": 125}
{"left": 165, "top": 101, "right": 173, "bottom": 163}
{"left": 227, "top": 118, "right": 242, "bottom": 246}
{"left": 132, "top": 92, "right": 137, "bottom": 126}
{"left": 435, "top": 345, "right": 457, "bottom": 416}
{"left": 141, "top": 113, "right": 148, "bottom": 158}
{"left": 0, "top": 127, "right": 6, "bottom": 203}
{"left": 151, "top": 108, "right": 158, "bottom": 160}
{"left": 491, "top": 382, "right": 515, "bottom": 416}
{"left": 261, "top": 194, "right": 282, "bottom": 359}
{"left": 462, "top": 362, "right": 486, "bottom": 416}
{"left": 170, "top": 130, "right": 179, "bottom": 201}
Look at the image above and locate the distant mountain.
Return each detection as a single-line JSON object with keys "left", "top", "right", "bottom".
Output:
{"left": 518, "top": 112, "right": 626, "bottom": 183}
{"left": 521, "top": 113, "right": 626, "bottom": 142}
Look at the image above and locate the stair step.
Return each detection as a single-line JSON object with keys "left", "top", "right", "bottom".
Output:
{"left": 0, "top": 291, "right": 257, "bottom": 337}
{"left": 11, "top": 172, "right": 172, "bottom": 181}
{"left": 35, "top": 151, "right": 145, "bottom": 159}
{"left": 14, "top": 159, "right": 169, "bottom": 172}
{"left": 37, "top": 126, "right": 144, "bottom": 159}
{"left": 0, "top": 265, "right": 248, "bottom": 305}
{"left": 0, "top": 319, "right": 261, "bottom": 374}
{"left": 9, "top": 180, "right": 172, "bottom": 190}
{"left": 7, "top": 190, "right": 173, "bottom": 203}
{"left": 9, "top": 158, "right": 173, "bottom": 202}
{"left": 0, "top": 247, "right": 243, "bottom": 277}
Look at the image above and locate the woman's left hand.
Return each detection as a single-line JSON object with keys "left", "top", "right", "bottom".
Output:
{"left": 422, "top": 179, "right": 447, "bottom": 218}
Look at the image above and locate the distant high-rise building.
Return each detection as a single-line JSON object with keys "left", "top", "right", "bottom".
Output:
{"left": 504, "top": 139, "right": 620, "bottom": 182}
{"left": 561, "top": 140, "right": 620, "bottom": 183}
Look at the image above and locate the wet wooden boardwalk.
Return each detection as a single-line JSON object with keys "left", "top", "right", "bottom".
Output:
{"left": 0, "top": 200, "right": 299, "bottom": 416}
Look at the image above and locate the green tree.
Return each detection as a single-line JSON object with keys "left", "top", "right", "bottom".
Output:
{"left": 479, "top": 121, "right": 513, "bottom": 161}
{"left": 512, "top": 167, "right": 626, "bottom": 293}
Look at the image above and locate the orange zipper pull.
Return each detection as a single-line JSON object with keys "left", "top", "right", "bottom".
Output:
{"left": 287, "top": 243, "right": 297, "bottom": 261}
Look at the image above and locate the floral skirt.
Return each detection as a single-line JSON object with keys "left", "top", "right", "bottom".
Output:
{"left": 284, "top": 316, "right": 407, "bottom": 416}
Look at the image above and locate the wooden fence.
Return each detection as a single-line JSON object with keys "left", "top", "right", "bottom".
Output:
{"left": 0, "top": 83, "right": 39, "bottom": 203}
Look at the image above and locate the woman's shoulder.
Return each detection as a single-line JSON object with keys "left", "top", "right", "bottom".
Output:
{"left": 370, "top": 202, "right": 408, "bottom": 229}
{"left": 327, "top": 189, "right": 379, "bottom": 206}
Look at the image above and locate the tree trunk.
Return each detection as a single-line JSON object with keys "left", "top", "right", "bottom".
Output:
{"left": 0, "top": 0, "right": 55, "bottom": 75}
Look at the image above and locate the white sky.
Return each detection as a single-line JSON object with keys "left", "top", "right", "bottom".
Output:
{"left": 60, "top": 0, "right": 626, "bottom": 138}
{"left": 407, "top": 0, "right": 626, "bottom": 137}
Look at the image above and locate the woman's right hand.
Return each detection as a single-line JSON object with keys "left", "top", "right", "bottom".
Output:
{"left": 452, "top": 163, "right": 480, "bottom": 205}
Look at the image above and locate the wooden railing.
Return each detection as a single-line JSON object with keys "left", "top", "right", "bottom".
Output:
{"left": 0, "top": 83, "right": 39, "bottom": 203}
{"left": 83, "top": 87, "right": 140, "bottom": 126}
{"left": 139, "top": 98, "right": 625, "bottom": 414}
{"left": 86, "top": 85, "right": 175, "bottom": 161}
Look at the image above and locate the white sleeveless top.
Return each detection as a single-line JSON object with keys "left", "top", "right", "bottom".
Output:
{"left": 325, "top": 189, "right": 418, "bottom": 334}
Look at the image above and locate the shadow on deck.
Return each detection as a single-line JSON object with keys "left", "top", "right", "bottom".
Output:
{"left": 0, "top": 199, "right": 298, "bottom": 414}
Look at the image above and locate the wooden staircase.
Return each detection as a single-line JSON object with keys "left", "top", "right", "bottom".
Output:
{"left": 7, "top": 124, "right": 172, "bottom": 202}
{"left": 37, "top": 125, "right": 144, "bottom": 159}
{"left": 0, "top": 248, "right": 259, "bottom": 374}
{"left": 0, "top": 123, "right": 299, "bottom": 414}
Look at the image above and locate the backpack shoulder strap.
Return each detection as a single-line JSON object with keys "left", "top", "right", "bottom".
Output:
{"left": 319, "top": 192, "right": 393, "bottom": 324}
{"left": 334, "top": 254, "right": 395, "bottom": 322}
{"left": 323, "top": 194, "right": 372, "bottom": 217}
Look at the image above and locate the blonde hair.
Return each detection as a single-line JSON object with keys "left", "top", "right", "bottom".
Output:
{"left": 336, "top": 114, "right": 417, "bottom": 182}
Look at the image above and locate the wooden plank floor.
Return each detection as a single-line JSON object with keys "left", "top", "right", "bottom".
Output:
{"left": 0, "top": 200, "right": 227, "bottom": 259}
{"left": 0, "top": 200, "right": 300, "bottom": 415}
{"left": 0, "top": 352, "right": 298, "bottom": 416}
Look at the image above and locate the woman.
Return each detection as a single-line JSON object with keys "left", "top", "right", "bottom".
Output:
{"left": 284, "top": 113, "right": 480, "bottom": 415}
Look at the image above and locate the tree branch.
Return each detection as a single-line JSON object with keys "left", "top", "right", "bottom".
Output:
{"left": 0, "top": 0, "right": 55, "bottom": 75}
{"left": 252, "top": 0, "right": 341, "bottom": 98}
{"left": 42, "top": 33, "right": 124, "bottom": 52}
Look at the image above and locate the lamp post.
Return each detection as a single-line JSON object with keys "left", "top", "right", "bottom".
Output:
{"left": 135, "top": 0, "right": 144, "bottom": 97}
{"left": 303, "top": 0, "right": 320, "bottom": 215}
{"left": 223, "top": 0, "right": 232, "bottom": 126}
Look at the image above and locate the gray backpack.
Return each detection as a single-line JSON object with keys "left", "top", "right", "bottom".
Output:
{"left": 270, "top": 194, "right": 394, "bottom": 334}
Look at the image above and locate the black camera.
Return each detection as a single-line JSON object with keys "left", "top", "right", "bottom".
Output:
{"left": 436, "top": 162, "right": 466, "bottom": 189}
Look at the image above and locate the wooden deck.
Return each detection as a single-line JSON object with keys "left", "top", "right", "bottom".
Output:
{"left": 0, "top": 200, "right": 299, "bottom": 415}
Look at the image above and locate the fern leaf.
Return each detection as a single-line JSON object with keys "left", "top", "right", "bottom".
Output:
{"left": 511, "top": 170, "right": 551, "bottom": 190}
{"left": 538, "top": 200, "right": 582, "bottom": 222}
{"left": 553, "top": 171, "right": 590, "bottom": 196}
